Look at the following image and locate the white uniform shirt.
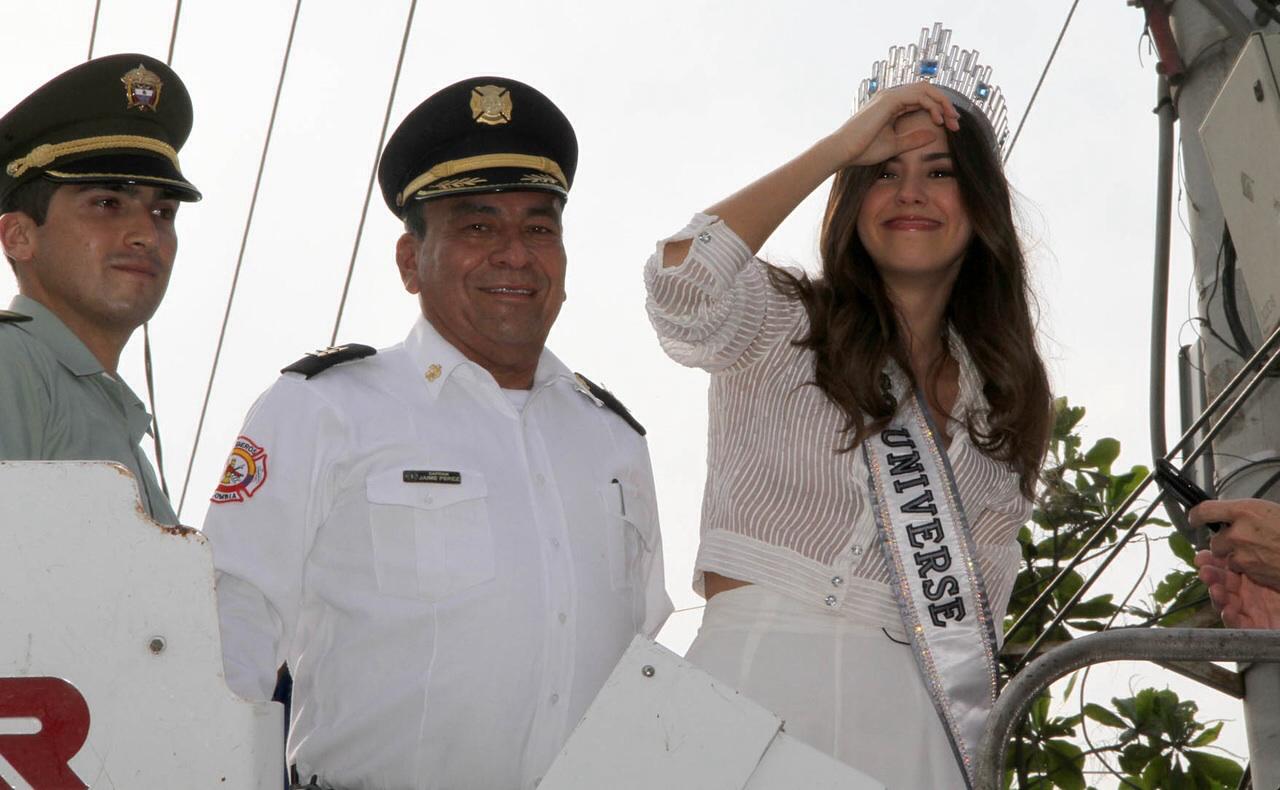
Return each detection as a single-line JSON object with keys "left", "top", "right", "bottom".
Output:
{"left": 202, "top": 317, "right": 671, "bottom": 790}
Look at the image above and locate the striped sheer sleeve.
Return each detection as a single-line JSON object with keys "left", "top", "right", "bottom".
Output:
{"left": 645, "top": 213, "right": 799, "bottom": 373}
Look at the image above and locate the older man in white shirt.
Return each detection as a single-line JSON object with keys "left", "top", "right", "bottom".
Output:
{"left": 202, "top": 76, "right": 670, "bottom": 790}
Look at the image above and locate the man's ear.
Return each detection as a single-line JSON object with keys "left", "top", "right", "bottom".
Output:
{"left": 395, "top": 232, "right": 422, "bottom": 295}
{"left": 0, "top": 212, "right": 38, "bottom": 267}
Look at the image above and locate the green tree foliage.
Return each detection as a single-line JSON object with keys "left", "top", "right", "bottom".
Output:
{"left": 1001, "top": 398, "right": 1242, "bottom": 789}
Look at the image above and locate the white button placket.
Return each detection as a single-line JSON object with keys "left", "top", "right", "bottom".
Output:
{"left": 518, "top": 401, "right": 575, "bottom": 781}
{"left": 825, "top": 542, "right": 865, "bottom": 607}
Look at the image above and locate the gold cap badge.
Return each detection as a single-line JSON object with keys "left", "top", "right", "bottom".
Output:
{"left": 470, "top": 85, "right": 512, "bottom": 126}
{"left": 121, "top": 64, "right": 164, "bottom": 111}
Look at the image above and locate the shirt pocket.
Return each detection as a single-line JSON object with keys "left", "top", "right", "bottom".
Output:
{"left": 366, "top": 468, "right": 495, "bottom": 602}
{"left": 600, "top": 478, "right": 658, "bottom": 591}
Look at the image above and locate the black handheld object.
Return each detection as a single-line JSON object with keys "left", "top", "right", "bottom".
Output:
{"left": 1153, "top": 459, "right": 1226, "bottom": 532}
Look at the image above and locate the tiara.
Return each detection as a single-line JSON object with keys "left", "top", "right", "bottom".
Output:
{"left": 857, "top": 22, "right": 1010, "bottom": 155}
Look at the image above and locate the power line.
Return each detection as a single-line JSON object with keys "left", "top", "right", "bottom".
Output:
{"left": 165, "top": 0, "right": 183, "bottom": 65}
{"left": 142, "top": 326, "right": 168, "bottom": 497}
{"left": 330, "top": 0, "right": 419, "bottom": 347}
{"left": 176, "top": 0, "right": 304, "bottom": 519}
{"left": 1004, "top": 0, "right": 1081, "bottom": 163}
{"left": 86, "top": 0, "right": 102, "bottom": 60}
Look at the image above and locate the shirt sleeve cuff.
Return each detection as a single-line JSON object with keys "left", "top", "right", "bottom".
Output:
{"left": 645, "top": 213, "right": 754, "bottom": 289}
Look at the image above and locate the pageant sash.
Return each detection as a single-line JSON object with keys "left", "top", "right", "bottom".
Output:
{"left": 862, "top": 391, "right": 999, "bottom": 789}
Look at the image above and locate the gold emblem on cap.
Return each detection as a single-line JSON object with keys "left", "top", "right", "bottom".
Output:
{"left": 121, "top": 64, "right": 164, "bottom": 112}
{"left": 470, "top": 85, "right": 512, "bottom": 126}
{"left": 425, "top": 364, "right": 442, "bottom": 382}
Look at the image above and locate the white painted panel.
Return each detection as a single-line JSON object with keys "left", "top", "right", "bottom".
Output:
{"left": 542, "top": 637, "right": 883, "bottom": 790}
{"left": 1201, "top": 32, "right": 1280, "bottom": 334}
{"left": 0, "top": 461, "right": 283, "bottom": 789}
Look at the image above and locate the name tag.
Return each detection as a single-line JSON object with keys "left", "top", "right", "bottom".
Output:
{"left": 402, "top": 470, "right": 461, "bottom": 485}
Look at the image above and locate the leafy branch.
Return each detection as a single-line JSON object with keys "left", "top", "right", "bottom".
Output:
{"left": 1000, "top": 398, "right": 1242, "bottom": 789}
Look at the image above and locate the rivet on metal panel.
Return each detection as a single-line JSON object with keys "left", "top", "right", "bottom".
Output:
{"left": 641, "top": 664, "right": 656, "bottom": 678}
{"left": 149, "top": 637, "right": 166, "bottom": 655}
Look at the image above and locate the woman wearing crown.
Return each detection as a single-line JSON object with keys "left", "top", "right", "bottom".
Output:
{"left": 644, "top": 24, "right": 1052, "bottom": 787}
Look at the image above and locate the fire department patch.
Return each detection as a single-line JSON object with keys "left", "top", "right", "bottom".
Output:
{"left": 211, "top": 436, "right": 268, "bottom": 504}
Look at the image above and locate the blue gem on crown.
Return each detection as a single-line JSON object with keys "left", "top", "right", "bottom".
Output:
{"left": 856, "top": 22, "right": 1011, "bottom": 157}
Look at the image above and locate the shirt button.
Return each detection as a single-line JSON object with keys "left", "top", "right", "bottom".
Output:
{"left": 422, "top": 495, "right": 433, "bottom": 505}
{"left": 536, "top": 473, "right": 547, "bottom": 486}
{"left": 697, "top": 231, "right": 712, "bottom": 243}
{"left": 550, "top": 693, "right": 560, "bottom": 704}
{"left": 851, "top": 545, "right": 864, "bottom": 557}
{"left": 550, "top": 537, "right": 561, "bottom": 549}
{"left": 825, "top": 594, "right": 838, "bottom": 607}
{"left": 558, "top": 612, "right": 567, "bottom": 624}
{"left": 831, "top": 576, "right": 844, "bottom": 587}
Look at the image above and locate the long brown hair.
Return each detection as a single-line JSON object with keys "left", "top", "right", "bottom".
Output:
{"left": 770, "top": 109, "right": 1051, "bottom": 497}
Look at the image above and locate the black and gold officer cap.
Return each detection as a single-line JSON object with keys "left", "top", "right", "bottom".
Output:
{"left": 0, "top": 53, "right": 200, "bottom": 206}
{"left": 378, "top": 76, "right": 577, "bottom": 216}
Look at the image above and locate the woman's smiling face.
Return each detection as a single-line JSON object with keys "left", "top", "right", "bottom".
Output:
{"left": 855, "top": 110, "right": 973, "bottom": 286}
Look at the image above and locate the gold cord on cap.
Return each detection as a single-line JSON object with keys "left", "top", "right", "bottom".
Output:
{"left": 6, "top": 134, "right": 180, "bottom": 178}
{"left": 397, "top": 153, "right": 566, "bottom": 206}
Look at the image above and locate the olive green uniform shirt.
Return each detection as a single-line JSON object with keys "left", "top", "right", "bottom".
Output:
{"left": 0, "top": 295, "right": 177, "bottom": 524}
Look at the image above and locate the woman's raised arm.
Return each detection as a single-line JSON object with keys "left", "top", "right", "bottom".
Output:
{"left": 660, "top": 82, "right": 960, "bottom": 268}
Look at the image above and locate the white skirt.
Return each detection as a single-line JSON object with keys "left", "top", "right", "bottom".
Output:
{"left": 685, "top": 585, "right": 965, "bottom": 789}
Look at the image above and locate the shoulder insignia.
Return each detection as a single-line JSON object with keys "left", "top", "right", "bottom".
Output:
{"left": 0, "top": 310, "right": 32, "bottom": 323}
{"left": 282, "top": 344, "right": 377, "bottom": 379}
{"left": 574, "top": 372, "right": 646, "bottom": 437}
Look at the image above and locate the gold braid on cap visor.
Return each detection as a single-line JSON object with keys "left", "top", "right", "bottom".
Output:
{"left": 397, "top": 153, "right": 567, "bottom": 206}
{"left": 5, "top": 135, "right": 181, "bottom": 178}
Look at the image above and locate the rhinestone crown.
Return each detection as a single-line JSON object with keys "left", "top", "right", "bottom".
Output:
{"left": 857, "top": 22, "right": 1010, "bottom": 155}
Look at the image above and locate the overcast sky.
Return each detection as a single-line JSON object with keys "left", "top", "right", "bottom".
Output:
{"left": 4, "top": 0, "right": 1253, "bottom": 770}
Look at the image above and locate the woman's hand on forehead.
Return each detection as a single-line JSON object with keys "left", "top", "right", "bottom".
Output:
{"left": 822, "top": 82, "right": 960, "bottom": 170}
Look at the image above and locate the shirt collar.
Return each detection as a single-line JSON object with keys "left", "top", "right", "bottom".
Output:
{"left": 8, "top": 295, "right": 105, "bottom": 377}
{"left": 7, "top": 294, "right": 153, "bottom": 439}
{"left": 403, "top": 316, "right": 574, "bottom": 400}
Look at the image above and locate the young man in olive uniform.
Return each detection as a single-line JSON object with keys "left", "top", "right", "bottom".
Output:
{"left": 0, "top": 54, "right": 201, "bottom": 525}
{"left": 203, "top": 77, "right": 671, "bottom": 789}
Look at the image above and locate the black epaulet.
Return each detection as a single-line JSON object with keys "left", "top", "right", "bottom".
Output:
{"left": 281, "top": 344, "right": 377, "bottom": 379}
{"left": 573, "top": 372, "right": 646, "bottom": 437}
{"left": 0, "top": 310, "right": 32, "bottom": 323}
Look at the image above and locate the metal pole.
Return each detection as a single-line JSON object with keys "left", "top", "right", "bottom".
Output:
{"left": 1170, "top": 2, "right": 1280, "bottom": 784}
{"left": 1244, "top": 663, "right": 1280, "bottom": 787}
{"left": 976, "top": 629, "right": 1280, "bottom": 790}
{"left": 1196, "top": 0, "right": 1258, "bottom": 40}
{"left": 1150, "top": 75, "right": 1194, "bottom": 537}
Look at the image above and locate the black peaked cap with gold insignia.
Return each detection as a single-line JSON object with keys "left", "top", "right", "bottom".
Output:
{"left": 0, "top": 53, "right": 200, "bottom": 205}
{"left": 378, "top": 76, "right": 576, "bottom": 216}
